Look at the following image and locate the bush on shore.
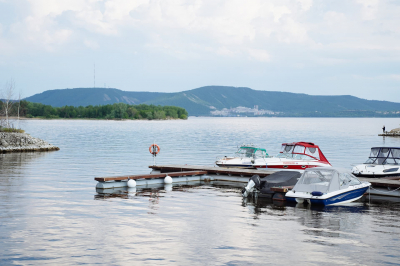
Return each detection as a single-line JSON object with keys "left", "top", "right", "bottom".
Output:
{"left": 0, "top": 127, "right": 25, "bottom": 133}
{"left": 1, "top": 101, "right": 189, "bottom": 120}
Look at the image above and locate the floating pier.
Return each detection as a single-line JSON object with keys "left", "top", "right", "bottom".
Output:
{"left": 378, "top": 133, "right": 400, "bottom": 137}
{"left": 379, "top": 128, "right": 400, "bottom": 137}
{"left": 149, "top": 165, "right": 400, "bottom": 198}
{"left": 95, "top": 164, "right": 400, "bottom": 198}
{"left": 149, "top": 164, "right": 276, "bottom": 177}
{"left": 95, "top": 170, "right": 207, "bottom": 189}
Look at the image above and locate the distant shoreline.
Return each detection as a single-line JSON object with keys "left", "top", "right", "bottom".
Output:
{"left": 7, "top": 116, "right": 400, "bottom": 120}
{"left": 6, "top": 116, "right": 183, "bottom": 121}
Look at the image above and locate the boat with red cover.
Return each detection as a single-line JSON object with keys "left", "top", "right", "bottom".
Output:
{"left": 255, "top": 142, "right": 331, "bottom": 169}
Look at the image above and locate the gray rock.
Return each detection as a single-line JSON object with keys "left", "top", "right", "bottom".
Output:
{"left": 1, "top": 139, "right": 8, "bottom": 147}
{"left": 0, "top": 132, "right": 60, "bottom": 153}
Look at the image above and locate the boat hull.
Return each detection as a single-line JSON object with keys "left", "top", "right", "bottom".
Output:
{"left": 286, "top": 186, "right": 370, "bottom": 206}
{"left": 353, "top": 172, "right": 400, "bottom": 178}
{"left": 215, "top": 163, "right": 255, "bottom": 168}
{"left": 254, "top": 163, "right": 330, "bottom": 170}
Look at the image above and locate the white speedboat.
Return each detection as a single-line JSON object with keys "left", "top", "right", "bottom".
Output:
{"left": 286, "top": 167, "right": 370, "bottom": 206}
{"left": 258, "top": 142, "right": 331, "bottom": 169}
{"left": 352, "top": 147, "right": 400, "bottom": 178}
{"left": 215, "top": 144, "right": 269, "bottom": 168}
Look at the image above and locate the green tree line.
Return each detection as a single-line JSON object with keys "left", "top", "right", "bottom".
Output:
{"left": 1, "top": 100, "right": 188, "bottom": 120}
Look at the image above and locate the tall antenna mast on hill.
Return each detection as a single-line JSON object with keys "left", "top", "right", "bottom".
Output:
{"left": 94, "top": 63, "right": 96, "bottom": 88}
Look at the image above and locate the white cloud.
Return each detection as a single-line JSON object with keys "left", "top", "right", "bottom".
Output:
{"left": 297, "top": 0, "right": 313, "bottom": 11}
{"left": 2, "top": 0, "right": 400, "bottom": 101}
{"left": 353, "top": 74, "right": 400, "bottom": 81}
{"left": 104, "top": 0, "right": 148, "bottom": 21}
{"left": 84, "top": 39, "right": 99, "bottom": 49}
{"left": 384, "top": 74, "right": 400, "bottom": 81}
{"left": 356, "top": 0, "right": 379, "bottom": 20}
{"left": 2, "top": 0, "right": 315, "bottom": 58}
{"left": 248, "top": 49, "right": 270, "bottom": 62}
{"left": 2, "top": 0, "right": 400, "bottom": 57}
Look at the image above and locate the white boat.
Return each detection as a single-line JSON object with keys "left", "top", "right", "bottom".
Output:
{"left": 285, "top": 167, "right": 371, "bottom": 206}
{"left": 216, "top": 142, "right": 331, "bottom": 169}
{"left": 258, "top": 142, "right": 331, "bottom": 169}
{"left": 215, "top": 144, "right": 270, "bottom": 168}
{"left": 352, "top": 147, "right": 400, "bottom": 178}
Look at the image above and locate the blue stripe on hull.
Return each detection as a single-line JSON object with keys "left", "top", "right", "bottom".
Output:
{"left": 310, "top": 187, "right": 369, "bottom": 206}
{"left": 286, "top": 186, "right": 369, "bottom": 205}
{"left": 286, "top": 197, "right": 297, "bottom": 203}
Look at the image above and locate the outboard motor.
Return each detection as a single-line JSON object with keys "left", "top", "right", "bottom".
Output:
{"left": 242, "top": 175, "right": 261, "bottom": 197}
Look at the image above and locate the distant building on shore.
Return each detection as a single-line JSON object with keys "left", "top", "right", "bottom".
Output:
{"left": 210, "top": 105, "right": 281, "bottom": 116}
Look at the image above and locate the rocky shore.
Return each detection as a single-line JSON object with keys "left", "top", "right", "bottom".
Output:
{"left": 0, "top": 132, "right": 60, "bottom": 153}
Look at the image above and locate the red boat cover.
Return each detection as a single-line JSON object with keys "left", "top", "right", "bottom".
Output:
{"left": 282, "top": 142, "right": 331, "bottom": 165}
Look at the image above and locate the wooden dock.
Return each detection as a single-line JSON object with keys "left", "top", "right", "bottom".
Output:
{"left": 149, "top": 164, "right": 276, "bottom": 177}
{"left": 95, "top": 171, "right": 207, "bottom": 182}
{"left": 150, "top": 164, "right": 400, "bottom": 184}
{"left": 95, "top": 170, "right": 207, "bottom": 189}
{"left": 378, "top": 133, "right": 400, "bottom": 137}
{"left": 149, "top": 165, "right": 400, "bottom": 197}
{"left": 95, "top": 164, "right": 400, "bottom": 198}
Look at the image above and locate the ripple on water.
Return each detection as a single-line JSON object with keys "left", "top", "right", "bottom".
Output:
{"left": 1, "top": 118, "right": 400, "bottom": 265}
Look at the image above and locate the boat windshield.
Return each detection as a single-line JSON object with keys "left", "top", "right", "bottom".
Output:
{"left": 281, "top": 144, "right": 294, "bottom": 153}
{"left": 236, "top": 147, "right": 256, "bottom": 158}
{"left": 294, "top": 170, "right": 336, "bottom": 193}
{"left": 305, "top": 147, "right": 320, "bottom": 160}
{"left": 235, "top": 147, "right": 267, "bottom": 158}
{"left": 293, "top": 145, "right": 305, "bottom": 154}
{"left": 294, "top": 169, "right": 361, "bottom": 193}
{"left": 365, "top": 148, "right": 400, "bottom": 165}
{"left": 278, "top": 144, "right": 319, "bottom": 160}
{"left": 339, "top": 172, "right": 361, "bottom": 188}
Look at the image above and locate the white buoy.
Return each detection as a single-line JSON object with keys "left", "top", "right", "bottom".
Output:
{"left": 295, "top": 198, "right": 304, "bottom": 204}
{"left": 128, "top": 187, "right": 137, "bottom": 193}
{"left": 164, "top": 175, "right": 172, "bottom": 184}
{"left": 127, "top": 179, "right": 136, "bottom": 188}
{"left": 164, "top": 184, "right": 173, "bottom": 192}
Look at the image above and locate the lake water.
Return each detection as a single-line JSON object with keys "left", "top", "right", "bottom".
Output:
{"left": 1, "top": 117, "right": 400, "bottom": 265}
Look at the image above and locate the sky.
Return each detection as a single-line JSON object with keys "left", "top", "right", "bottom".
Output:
{"left": 0, "top": 0, "right": 399, "bottom": 102}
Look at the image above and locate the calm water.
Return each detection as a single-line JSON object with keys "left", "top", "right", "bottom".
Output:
{"left": 1, "top": 117, "right": 400, "bottom": 265}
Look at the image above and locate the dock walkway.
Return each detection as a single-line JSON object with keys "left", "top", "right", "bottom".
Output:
{"left": 149, "top": 165, "right": 400, "bottom": 197}
{"left": 95, "top": 164, "right": 400, "bottom": 197}
{"left": 149, "top": 164, "right": 276, "bottom": 177}
{"left": 378, "top": 133, "right": 400, "bottom": 137}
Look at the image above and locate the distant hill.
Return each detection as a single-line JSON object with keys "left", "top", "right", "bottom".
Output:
{"left": 25, "top": 86, "right": 400, "bottom": 117}
{"left": 25, "top": 87, "right": 165, "bottom": 107}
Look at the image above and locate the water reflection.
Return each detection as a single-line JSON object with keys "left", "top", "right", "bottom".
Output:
{"left": 95, "top": 182, "right": 376, "bottom": 242}
{"left": 2, "top": 118, "right": 400, "bottom": 265}
{"left": 0, "top": 152, "right": 56, "bottom": 203}
{"left": 94, "top": 181, "right": 203, "bottom": 200}
{"left": 0, "top": 152, "right": 50, "bottom": 170}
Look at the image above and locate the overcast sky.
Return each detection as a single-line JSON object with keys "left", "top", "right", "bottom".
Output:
{"left": 0, "top": 0, "right": 399, "bottom": 101}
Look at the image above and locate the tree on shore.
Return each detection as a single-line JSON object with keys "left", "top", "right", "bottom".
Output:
{"left": 0, "top": 79, "right": 16, "bottom": 129}
{"left": 20, "top": 101, "right": 188, "bottom": 120}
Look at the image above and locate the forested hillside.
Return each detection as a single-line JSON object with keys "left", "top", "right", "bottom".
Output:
{"left": 25, "top": 86, "right": 400, "bottom": 117}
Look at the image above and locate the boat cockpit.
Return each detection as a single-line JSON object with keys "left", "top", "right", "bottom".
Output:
{"left": 277, "top": 143, "right": 321, "bottom": 161}
{"left": 364, "top": 147, "right": 400, "bottom": 165}
{"left": 235, "top": 146, "right": 268, "bottom": 159}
